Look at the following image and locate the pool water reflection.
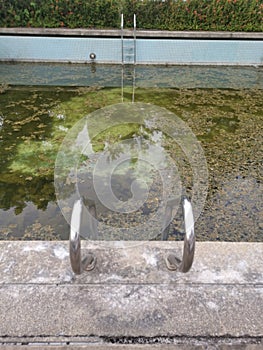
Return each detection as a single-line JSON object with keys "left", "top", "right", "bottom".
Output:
{"left": 0, "top": 81, "right": 262, "bottom": 241}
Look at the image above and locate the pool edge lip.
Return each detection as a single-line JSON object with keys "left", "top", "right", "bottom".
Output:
{"left": 1, "top": 27, "right": 263, "bottom": 40}
{"left": 0, "top": 240, "right": 262, "bottom": 285}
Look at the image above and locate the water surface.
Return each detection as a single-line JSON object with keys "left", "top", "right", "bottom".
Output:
{"left": 0, "top": 76, "right": 262, "bottom": 241}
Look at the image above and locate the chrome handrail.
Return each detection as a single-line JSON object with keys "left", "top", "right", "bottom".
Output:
{"left": 69, "top": 197, "right": 195, "bottom": 274}
{"left": 165, "top": 197, "right": 195, "bottom": 273}
{"left": 69, "top": 199, "right": 96, "bottom": 274}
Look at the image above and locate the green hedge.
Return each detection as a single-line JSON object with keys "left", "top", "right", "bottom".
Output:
{"left": 0, "top": 0, "right": 262, "bottom": 32}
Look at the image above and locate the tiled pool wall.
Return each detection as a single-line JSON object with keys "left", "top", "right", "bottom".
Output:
{"left": 0, "top": 29, "right": 263, "bottom": 66}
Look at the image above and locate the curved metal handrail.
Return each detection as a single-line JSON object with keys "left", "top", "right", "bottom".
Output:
{"left": 69, "top": 199, "right": 96, "bottom": 274}
{"left": 165, "top": 197, "right": 195, "bottom": 273}
{"left": 69, "top": 197, "right": 195, "bottom": 274}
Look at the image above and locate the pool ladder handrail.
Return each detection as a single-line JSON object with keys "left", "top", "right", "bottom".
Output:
{"left": 121, "top": 13, "right": 136, "bottom": 65}
{"left": 69, "top": 197, "right": 195, "bottom": 275}
{"left": 121, "top": 13, "right": 136, "bottom": 103}
{"left": 69, "top": 199, "right": 96, "bottom": 274}
{"left": 164, "top": 197, "right": 195, "bottom": 272}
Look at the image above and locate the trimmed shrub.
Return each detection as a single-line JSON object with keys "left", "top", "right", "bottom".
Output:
{"left": 0, "top": 0, "right": 262, "bottom": 32}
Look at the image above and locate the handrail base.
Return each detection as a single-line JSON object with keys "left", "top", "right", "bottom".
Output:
{"left": 82, "top": 253, "right": 96, "bottom": 272}
{"left": 165, "top": 253, "right": 182, "bottom": 271}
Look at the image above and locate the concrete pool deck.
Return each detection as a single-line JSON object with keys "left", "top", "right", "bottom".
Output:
{"left": 0, "top": 241, "right": 262, "bottom": 348}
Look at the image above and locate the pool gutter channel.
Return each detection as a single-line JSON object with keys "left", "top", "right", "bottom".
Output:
{"left": 0, "top": 241, "right": 262, "bottom": 345}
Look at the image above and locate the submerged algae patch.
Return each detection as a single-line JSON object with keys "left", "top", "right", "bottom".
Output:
{"left": 9, "top": 140, "right": 56, "bottom": 176}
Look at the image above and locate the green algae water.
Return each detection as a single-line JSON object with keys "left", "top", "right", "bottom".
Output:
{"left": 0, "top": 85, "right": 262, "bottom": 241}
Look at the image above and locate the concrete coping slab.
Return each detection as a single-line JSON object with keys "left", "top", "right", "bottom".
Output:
{"left": 0, "top": 28, "right": 263, "bottom": 39}
{"left": 0, "top": 241, "right": 262, "bottom": 285}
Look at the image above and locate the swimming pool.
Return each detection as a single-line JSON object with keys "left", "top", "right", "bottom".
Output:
{"left": 0, "top": 29, "right": 262, "bottom": 242}
{"left": 0, "top": 70, "right": 262, "bottom": 241}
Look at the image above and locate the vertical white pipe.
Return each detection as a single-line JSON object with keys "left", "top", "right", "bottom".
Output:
{"left": 133, "top": 14, "right": 136, "bottom": 65}
{"left": 121, "top": 13, "right": 124, "bottom": 64}
{"left": 121, "top": 13, "right": 124, "bottom": 29}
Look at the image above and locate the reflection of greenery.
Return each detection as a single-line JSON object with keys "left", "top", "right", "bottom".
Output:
{"left": 0, "top": 173, "right": 54, "bottom": 213}
{"left": 91, "top": 123, "right": 155, "bottom": 165}
{"left": 92, "top": 123, "right": 141, "bottom": 152}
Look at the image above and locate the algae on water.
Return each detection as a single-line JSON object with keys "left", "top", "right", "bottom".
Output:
{"left": 0, "top": 86, "right": 262, "bottom": 241}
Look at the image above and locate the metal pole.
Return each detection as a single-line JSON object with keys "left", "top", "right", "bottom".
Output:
{"left": 121, "top": 13, "right": 124, "bottom": 102}
{"left": 133, "top": 14, "right": 136, "bottom": 64}
{"left": 69, "top": 199, "right": 96, "bottom": 274}
{"left": 121, "top": 13, "right": 124, "bottom": 64}
{"left": 165, "top": 197, "right": 195, "bottom": 273}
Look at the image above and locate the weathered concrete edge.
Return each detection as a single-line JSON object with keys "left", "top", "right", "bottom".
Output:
{"left": 0, "top": 27, "right": 263, "bottom": 39}
{"left": 0, "top": 241, "right": 262, "bottom": 285}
